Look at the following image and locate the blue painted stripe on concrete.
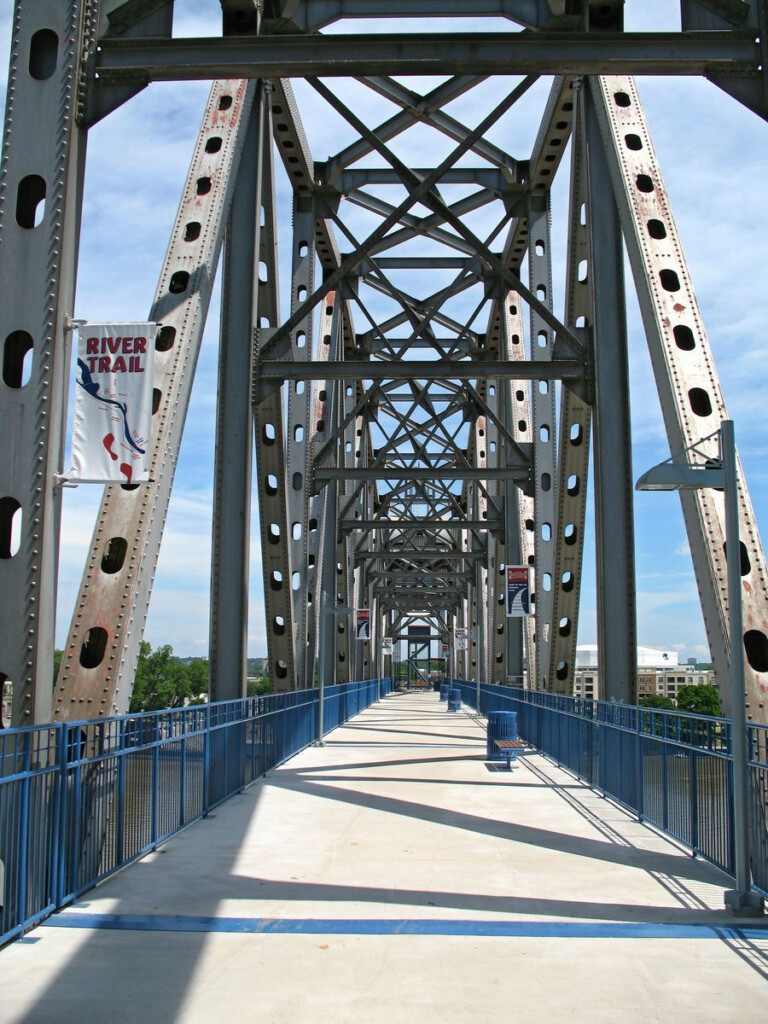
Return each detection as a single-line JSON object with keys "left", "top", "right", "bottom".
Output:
{"left": 42, "top": 914, "right": 768, "bottom": 940}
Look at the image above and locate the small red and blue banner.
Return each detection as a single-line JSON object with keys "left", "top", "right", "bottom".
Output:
{"left": 356, "top": 609, "right": 370, "bottom": 640}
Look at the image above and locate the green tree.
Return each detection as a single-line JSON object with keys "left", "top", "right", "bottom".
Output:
{"left": 676, "top": 683, "right": 722, "bottom": 717}
{"left": 247, "top": 677, "right": 271, "bottom": 697}
{"left": 130, "top": 642, "right": 199, "bottom": 712}
{"left": 638, "top": 694, "right": 676, "bottom": 710}
{"left": 185, "top": 658, "right": 209, "bottom": 697}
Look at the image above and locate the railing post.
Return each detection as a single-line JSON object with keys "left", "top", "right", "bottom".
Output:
{"left": 116, "top": 719, "right": 126, "bottom": 865}
{"left": 71, "top": 733, "right": 82, "bottom": 897}
{"left": 261, "top": 708, "right": 267, "bottom": 778}
{"left": 636, "top": 708, "right": 644, "bottom": 822}
{"left": 179, "top": 714, "right": 187, "bottom": 828}
{"left": 202, "top": 703, "right": 211, "bottom": 817}
{"left": 691, "top": 747, "right": 699, "bottom": 856}
{"left": 54, "top": 724, "right": 67, "bottom": 909}
{"left": 596, "top": 721, "right": 603, "bottom": 794}
{"left": 151, "top": 716, "right": 160, "bottom": 847}
{"left": 17, "top": 732, "right": 31, "bottom": 928}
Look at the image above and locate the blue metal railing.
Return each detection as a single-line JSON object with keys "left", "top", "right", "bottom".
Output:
{"left": 0, "top": 677, "right": 391, "bottom": 947}
{"left": 453, "top": 680, "right": 768, "bottom": 898}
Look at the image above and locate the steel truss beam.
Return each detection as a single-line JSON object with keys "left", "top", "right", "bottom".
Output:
{"left": 251, "top": 94, "right": 299, "bottom": 693}
{"left": 0, "top": 0, "right": 89, "bottom": 724}
{"left": 55, "top": 81, "right": 256, "bottom": 717}
{"left": 210, "top": 87, "right": 265, "bottom": 701}
{"left": 583, "top": 78, "right": 638, "bottom": 703}
{"left": 93, "top": 32, "right": 761, "bottom": 83}
{"left": 547, "top": 90, "right": 593, "bottom": 694}
{"left": 593, "top": 74, "right": 768, "bottom": 718}
{"left": 265, "top": 0, "right": 561, "bottom": 33}
{"left": 8, "top": 2, "right": 766, "bottom": 731}
{"left": 260, "top": 360, "right": 585, "bottom": 381}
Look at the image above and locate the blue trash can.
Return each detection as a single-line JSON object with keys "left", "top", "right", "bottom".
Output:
{"left": 487, "top": 710, "right": 518, "bottom": 760}
{"left": 447, "top": 688, "right": 461, "bottom": 711}
{"left": 439, "top": 682, "right": 450, "bottom": 702}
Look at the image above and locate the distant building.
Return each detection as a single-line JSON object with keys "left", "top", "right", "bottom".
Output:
{"left": 634, "top": 665, "right": 717, "bottom": 704}
{"left": 575, "top": 644, "right": 679, "bottom": 669}
{"left": 570, "top": 645, "right": 716, "bottom": 706}
{"left": 572, "top": 663, "right": 717, "bottom": 706}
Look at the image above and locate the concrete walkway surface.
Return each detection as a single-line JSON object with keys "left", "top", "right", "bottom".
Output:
{"left": 2, "top": 691, "right": 767, "bottom": 1023}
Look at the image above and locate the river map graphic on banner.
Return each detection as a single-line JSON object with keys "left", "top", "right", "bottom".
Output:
{"left": 70, "top": 323, "right": 157, "bottom": 484}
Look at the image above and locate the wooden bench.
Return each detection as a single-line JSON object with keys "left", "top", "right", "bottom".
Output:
{"left": 494, "top": 738, "right": 527, "bottom": 769}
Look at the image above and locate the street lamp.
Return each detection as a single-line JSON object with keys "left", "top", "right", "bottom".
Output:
{"left": 636, "top": 420, "right": 763, "bottom": 916}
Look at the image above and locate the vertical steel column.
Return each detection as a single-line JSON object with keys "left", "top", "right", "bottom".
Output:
{"left": 466, "top": 516, "right": 479, "bottom": 683}
{"left": 528, "top": 198, "right": 557, "bottom": 690}
{"left": 253, "top": 96, "right": 297, "bottom": 692}
{"left": 334, "top": 491, "right": 352, "bottom": 682}
{"left": 285, "top": 201, "right": 317, "bottom": 689}
{"left": 373, "top": 595, "right": 382, "bottom": 697}
{"left": 504, "top": 480, "right": 525, "bottom": 683}
{"left": 473, "top": 418, "right": 489, "bottom": 688}
{"left": 364, "top": 576, "right": 375, "bottom": 681}
{"left": 475, "top": 559, "right": 486, "bottom": 693}
{"left": 457, "top": 591, "right": 468, "bottom": 680}
{"left": 0, "top": 0, "right": 88, "bottom": 724}
{"left": 317, "top": 480, "right": 338, "bottom": 691}
{"left": 502, "top": 291, "right": 536, "bottom": 685}
{"left": 486, "top": 381, "right": 508, "bottom": 683}
{"left": 335, "top": 389, "right": 359, "bottom": 685}
{"left": 353, "top": 562, "right": 367, "bottom": 681}
{"left": 302, "top": 292, "right": 335, "bottom": 688}
{"left": 584, "top": 79, "right": 637, "bottom": 703}
{"left": 721, "top": 421, "right": 763, "bottom": 915}
{"left": 312, "top": 297, "right": 343, "bottom": 691}
{"left": 210, "top": 88, "right": 266, "bottom": 701}
{"left": 549, "top": 85, "right": 593, "bottom": 694}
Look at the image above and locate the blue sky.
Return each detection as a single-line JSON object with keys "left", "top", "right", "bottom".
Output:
{"left": 1, "top": 2, "right": 767, "bottom": 661}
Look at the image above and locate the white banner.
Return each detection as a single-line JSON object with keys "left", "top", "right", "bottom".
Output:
{"left": 70, "top": 323, "right": 157, "bottom": 484}
{"left": 506, "top": 565, "right": 532, "bottom": 617}
{"left": 382, "top": 636, "right": 394, "bottom": 656}
{"left": 454, "top": 627, "right": 468, "bottom": 651}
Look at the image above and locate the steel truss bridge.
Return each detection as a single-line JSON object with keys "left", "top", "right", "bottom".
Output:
{"left": 2, "top": 1, "right": 768, "bottom": 727}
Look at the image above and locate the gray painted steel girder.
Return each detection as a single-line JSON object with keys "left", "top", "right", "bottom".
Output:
{"left": 94, "top": 32, "right": 759, "bottom": 82}
{"left": 260, "top": 360, "right": 585, "bottom": 381}
{"left": 0, "top": 0, "right": 87, "bottom": 725}
{"left": 316, "top": 468, "right": 530, "bottom": 482}
{"left": 267, "top": 0, "right": 559, "bottom": 32}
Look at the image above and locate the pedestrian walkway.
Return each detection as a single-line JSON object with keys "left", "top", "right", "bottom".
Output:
{"left": 2, "top": 691, "right": 767, "bottom": 1022}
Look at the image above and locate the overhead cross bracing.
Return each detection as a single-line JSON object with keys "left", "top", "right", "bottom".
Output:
{"left": 1, "top": 1, "right": 768, "bottom": 727}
